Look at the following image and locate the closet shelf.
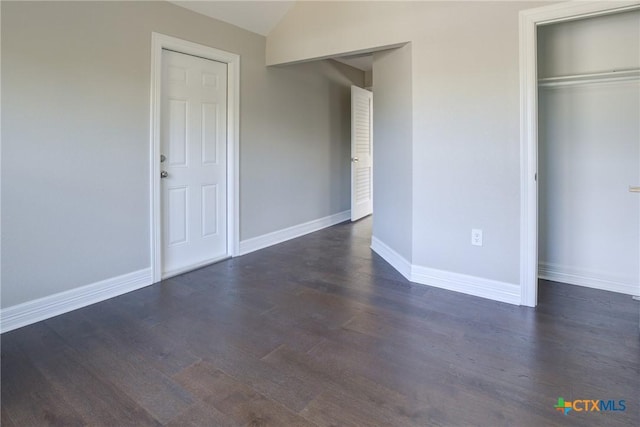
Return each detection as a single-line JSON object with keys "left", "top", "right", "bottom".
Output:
{"left": 538, "top": 69, "right": 640, "bottom": 87}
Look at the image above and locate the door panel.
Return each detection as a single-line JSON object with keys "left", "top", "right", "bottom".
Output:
{"left": 201, "top": 184, "right": 218, "bottom": 237}
{"left": 201, "top": 103, "right": 219, "bottom": 164}
{"left": 351, "top": 85, "right": 373, "bottom": 221}
{"left": 161, "top": 49, "right": 228, "bottom": 277}
{"left": 167, "top": 187, "right": 188, "bottom": 246}
{"left": 168, "top": 100, "right": 187, "bottom": 166}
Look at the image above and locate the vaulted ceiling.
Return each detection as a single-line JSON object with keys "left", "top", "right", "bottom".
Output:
{"left": 168, "top": 1, "right": 296, "bottom": 36}
{"left": 169, "top": 1, "right": 373, "bottom": 71}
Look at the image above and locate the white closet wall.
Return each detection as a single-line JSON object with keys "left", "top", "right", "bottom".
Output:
{"left": 537, "top": 10, "right": 640, "bottom": 295}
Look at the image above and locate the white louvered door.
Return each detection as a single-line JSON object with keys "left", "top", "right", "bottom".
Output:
{"left": 351, "top": 86, "right": 373, "bottom": 221}
{"left": 160, "top": 49, "right": 228, "bottom": 278}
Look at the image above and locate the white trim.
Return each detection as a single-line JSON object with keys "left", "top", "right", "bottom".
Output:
{"left": 0, "top": 4, "right": 3, "bottom": 313}
{"left": 519, "top": 1, "right": 640, "bottom": 307}
{"left": 370, "top": 236, "right": 412, "bottom": 280}
{"left": 0, "top": 269, "right": 153, "bottom": 334}
{"left": 371, "top": 236, "right": 519, "bottom": 304}
{"left": 519, "top": 5, "right": 539, "bottom": 308}
{"left": 238, "top": 211, "right": 351, "bottom": 255}
{"left": 539, "top": 262, "right": 639, "bottom": 296}
{"left": 411, "top": 266, "right": 521, "bottom": 306}
{"left": 150, "top": 33, "right": 240, "bottom": 284}
{"left": 538, "top": 69, "right": 640, "bottom": 87}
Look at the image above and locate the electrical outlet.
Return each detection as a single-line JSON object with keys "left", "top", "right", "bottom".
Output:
{"left": 471, "top": 229, "right": 483, "bottom": 246}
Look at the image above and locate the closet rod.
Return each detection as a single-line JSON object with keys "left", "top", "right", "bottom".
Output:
{"left": 538, "top": 69, "right": 640, "bottom": 87}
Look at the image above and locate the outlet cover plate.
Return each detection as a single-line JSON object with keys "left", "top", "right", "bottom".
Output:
{"left": 472, "top": 229, "right": 483, "bottom": 246}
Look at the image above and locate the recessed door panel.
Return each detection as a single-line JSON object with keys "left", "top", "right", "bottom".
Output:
{"left": 169, "top": 100, "right": 187, "bottom": 167}
{"left": 201, "top": 103, "right": 218, "bottom": 165}
{"left": 201, "top": 184, "right": 218, "bottom": 237}
{"left": 168, "top": 187, "right": 188, "bottom": 246}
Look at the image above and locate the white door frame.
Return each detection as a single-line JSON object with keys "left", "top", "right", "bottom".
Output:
{"left": 519, "top": 1, "right": 640, "bottom": 306}
{"left": 149, "top": 33, "right": 240, "bottom": 283}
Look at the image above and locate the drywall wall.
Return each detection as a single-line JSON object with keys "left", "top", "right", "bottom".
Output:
{"left": 268, "top": 1, "right": 544, "bottom": 286}
{"left": 240, "top": 59, "right": 363, "bottom": 238}
{"left": 364, "top": 70, "right": 373, "bottom": 88}
{"left": 267, "top": 1, "right": 414, "bottom": 66}
{"left": 1, "top": 1, "right": 363, "bottom": 308}
{"left": 538, "top": 11, "right": 640, "bottom": 292}
{"left": 537, "top": 10, "right": 640, "bottom": 78}
{"left": 409, "top": 2, "right": 527, "bottom": 283}
{"left": 538, "top": 82, "right": 640, "bottom": 291}
{"left": 372, "top": 45, "right": 413, "bottom": 261}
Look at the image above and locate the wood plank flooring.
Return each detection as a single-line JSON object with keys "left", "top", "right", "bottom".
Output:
{"left": 2, "top": 218, "right": 639, "bottom": 426}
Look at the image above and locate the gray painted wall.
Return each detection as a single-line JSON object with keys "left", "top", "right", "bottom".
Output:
{"left": 372, "top": 45, "right": 413, "bottom": 261}
{"left": 538, "top": 11, "right": 640, "bottom": 288}
{"left": 241, "top": 59, "right": 362, "bottom": 238}
{"left": 1, "top": 1, "right": 363, "bottom": 308}
{"left": 267, "top": 1, "right": 543, "bottom": 286}
{"left": 408, "top": 2, "right": 531, "bottom": 283}
{"left": 537, "top": 10, "right": 640, "bottom": 78}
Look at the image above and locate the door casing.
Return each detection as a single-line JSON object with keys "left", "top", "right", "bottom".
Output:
{"left": 150, "top": 33, "right": 240, "bottom": 283}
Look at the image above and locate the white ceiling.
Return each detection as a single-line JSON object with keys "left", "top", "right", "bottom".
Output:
{"left": 169, "top": 1, "right": 296, "bottom": 36}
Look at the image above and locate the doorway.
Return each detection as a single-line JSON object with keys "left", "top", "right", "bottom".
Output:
{"left": 150, "top": 33, "right": 240, "bottom": 283}
{"left": 537, "top": 11, "right": 640, "bottom": 296}
{"left": 334, "top": 54, "right": 375, "bottom": 223}
{"left": 519, "top": 2, "right": 640, "bottom": 306}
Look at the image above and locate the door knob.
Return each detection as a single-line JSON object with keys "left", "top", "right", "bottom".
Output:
{"left": 160, "top": 171, "right": 168, "bottom": 178}
{"left": 351, "top": 157, "right": 359, "bottom": 163}
{"left": 629, "top": 186, "right": 640, "bottom": 193}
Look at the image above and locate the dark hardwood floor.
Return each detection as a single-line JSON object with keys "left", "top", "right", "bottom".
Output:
{"left": 2, "top": 218, "right": 639, "bottom": 426}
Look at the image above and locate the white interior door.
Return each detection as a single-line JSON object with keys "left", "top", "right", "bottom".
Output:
{"left": 161, "top": 49, "right": 228, "bottom": 278}
{"left": 351, "top": 85, "right": 373, "bottom": 221}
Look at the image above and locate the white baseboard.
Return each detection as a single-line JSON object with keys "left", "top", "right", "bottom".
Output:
{"left": 238, "top": 210, "right": 350, "bottom": 256}
{"left": 371, "top": 236, "right": 520, "bottom": 305}
{"left": 539, "top": 262, "right": 639, "bottom": 296}
{"left": 1, "top": 211, "right": 348, "bottom": 333}
{"left": 0, "top": 268, "right": 153, "bottom": 333}
{"left": 370, "top": 236, "right": 412, "bottom": 280}
{"left": 411, "top": 265, "right": 521, "bottom": 305}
